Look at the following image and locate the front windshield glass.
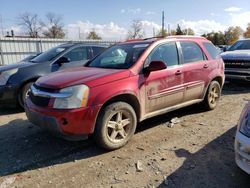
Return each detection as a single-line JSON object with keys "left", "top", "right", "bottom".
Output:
{"left": 30, "top": 46, "right": 69, "bottom": 63}
{"left": 87, "top": 43, "right": 149, "bottom": 69}
{"left": 228, "top": 40, "right": 250, "bottom": 51}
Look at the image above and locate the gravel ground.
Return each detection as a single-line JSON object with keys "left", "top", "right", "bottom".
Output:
{"left": 0, "top": 82, "right": 249, "bottom": 188}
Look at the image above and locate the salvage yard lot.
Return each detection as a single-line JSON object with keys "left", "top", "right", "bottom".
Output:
{"left": 0, "top": 82, "right": 249, "bottom": 187}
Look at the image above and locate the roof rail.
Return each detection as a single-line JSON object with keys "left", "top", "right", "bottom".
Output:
{"left": 125, "top": 39, "right": 144, "bottom": 42}
{"left": 167, "top": 35, "right": 206, "bottom": 40}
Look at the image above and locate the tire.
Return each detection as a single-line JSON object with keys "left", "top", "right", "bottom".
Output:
{"left": 203, "top": 81, "right": 221, "bottom": 110}
{"left": 94, "top": 102, "right": 137, "bottom": 150}
{"left": 18, "top": 82, "right": 34, "bottom": 108}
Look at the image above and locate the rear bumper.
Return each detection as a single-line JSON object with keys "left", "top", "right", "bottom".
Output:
{"left": 0, "top": 84, "right": 19, "bottom": 106}
{"left": 25, "top": 98, "right": 101, "bottom": 140}
{"left": 235, "top": 131, "right": 250, "bottom": 174}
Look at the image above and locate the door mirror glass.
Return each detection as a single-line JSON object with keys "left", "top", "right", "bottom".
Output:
{"left": 146, "top": 61, "right": 167, "bottom": 72}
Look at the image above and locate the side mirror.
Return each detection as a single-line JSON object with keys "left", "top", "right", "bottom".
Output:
{"left": 223, "top": 47, "right": 227, "bottom": 52}
{"left": 145, "top": 61, "right": 167, "bottom": 72}
{"left": 56, "top": 57, "right": 70, "bottom": 66}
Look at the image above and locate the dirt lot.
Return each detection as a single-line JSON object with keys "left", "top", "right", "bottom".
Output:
{"left": 0, "top": 82, "right": 249, "bottom": 188}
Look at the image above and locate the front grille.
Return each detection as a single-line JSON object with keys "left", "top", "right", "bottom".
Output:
{"left": 29, "top": 84, "right": 55, "bottom": 107}
{"left": 29, "top": 92, "right": 50, "bottom": 107}
{"left": 224, "top": 59, "right": 250, "bottom": 69}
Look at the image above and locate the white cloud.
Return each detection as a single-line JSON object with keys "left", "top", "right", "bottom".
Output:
{"left": 210, "top": 12, "right": 220, "bottom": 17}
{"left": 229, "top": 11, "right": 250, "bottom": 30}
{"left": 120, "top": 9, "right": 126, "bottom": 14}
{"left": 146, "top": 11, "right": 156, "bottom": 15}
{"left": 66, "top": 21, "right": 127, "bottom": 40}
{"left": 224, "top": 6, "right": 242, "bottom": 12}
{"left": 120, "top": 8, "right": 141, "bottom": 14}
{"left": 178, "top": 19, "right": 226, "bottom": 35}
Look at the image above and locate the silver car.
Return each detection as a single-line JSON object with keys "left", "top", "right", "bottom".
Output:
{"left": 235, "top": 102, "right": 250, "bottom": 174}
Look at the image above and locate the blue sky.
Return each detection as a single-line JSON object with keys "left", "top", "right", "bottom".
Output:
{"left": 0, "top": 0, "right": 250, "bottom": 39}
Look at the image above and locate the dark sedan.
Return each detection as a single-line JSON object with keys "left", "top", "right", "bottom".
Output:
{"left": 0, "top": 42, "right": 107, "bottom": 108}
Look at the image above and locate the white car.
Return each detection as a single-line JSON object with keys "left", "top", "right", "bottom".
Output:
{"left": 235, "top": 103, "right": 250, "bottom": 174}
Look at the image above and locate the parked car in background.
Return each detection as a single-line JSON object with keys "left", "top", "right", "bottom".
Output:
{"left": 221, "top": 39, "right": 250, "bottom": 81}
{"left": 25, "top": 36, "right": 225, "bottom": 150}
{"left": 235, "top": 102, "right": 250, "bottom": 174}
{"left": 0, "top": 43, "right": 107, "bottom": 108}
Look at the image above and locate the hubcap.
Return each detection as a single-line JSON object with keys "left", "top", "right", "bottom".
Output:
{"left": 106, "top": 111, "right": 131, "bottom": 143}
{"left": 209, "top": 85, "right": 219, "bottom": 105}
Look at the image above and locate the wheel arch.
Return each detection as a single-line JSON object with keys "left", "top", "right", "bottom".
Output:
{"left": 97, "top": 93, "right": 141, "bottom": 123}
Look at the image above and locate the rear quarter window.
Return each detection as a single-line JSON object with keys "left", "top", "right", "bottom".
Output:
{"left": 203, "top": 42, "right": 220, "bottom": 59}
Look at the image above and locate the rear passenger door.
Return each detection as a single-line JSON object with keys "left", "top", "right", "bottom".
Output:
{"left": 179, "top": 41, "right": 209, "bottom": 101}
{"left": 60, "top": 46, "right": 89, "bottom": 69}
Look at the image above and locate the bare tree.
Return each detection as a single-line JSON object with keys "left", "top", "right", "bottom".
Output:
{"left": 127, "top": 20, "right": 144, "bottom": 39}
{"left": 18, "top": 12, "right": 41, "bottom": 37}
{"left": 42, "top": 13, "right": 65, "bottom": 39}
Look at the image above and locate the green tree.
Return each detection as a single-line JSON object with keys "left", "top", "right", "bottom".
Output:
{"left": 243, "top": 23, "right": 250, "bottom": 38}
{"left": 183, "top": 28, "right": 195, "bottom": 35}
{"left": 224, "top": 26, "right": 243, "bottom": 45}
{"left": 202, "top": 32, "right": 225, "bottom": 45}
{"left": 86, "top": 31, "right": 102, "bottom": 40}
{"left": 176, "top": 24, "right": 183, "bottom": 35}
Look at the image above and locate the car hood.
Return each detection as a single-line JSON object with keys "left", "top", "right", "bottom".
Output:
{"left": 0, "top": 61, "right": 34, "bottom": 72}
{"left": 221, "top": 50, "right": 250, "bottom": 61}
{"left": 36, "top": 67, "right": 131, "bottom": 89}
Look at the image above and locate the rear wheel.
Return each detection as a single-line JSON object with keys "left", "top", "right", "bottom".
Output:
{"left": 18, "top": 82, "right": 34, "bottom": 108}
{"left": 94, "top": 102, "right": 137, "bottom": 150}
{"left": 203, "top": 81, "right": 221, "bottom": 110}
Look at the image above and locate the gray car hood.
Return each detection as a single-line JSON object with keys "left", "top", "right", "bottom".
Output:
{"left": 0, "top": 61, "right": 34, "bottom": 72}
{"left": 221, "top": 50, "right": 250, "bottom": 61}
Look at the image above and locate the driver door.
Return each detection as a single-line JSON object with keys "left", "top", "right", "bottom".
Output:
{"left": 144, "top": 42, "right": 185, "bottom": 113}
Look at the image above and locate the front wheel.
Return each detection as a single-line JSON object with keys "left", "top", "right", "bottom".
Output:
{"left": 94, "top": 102, "right": 137, "bottom": 150}
{"left": 18, "top": 82, "right": 34, "bottom": 108}
{"left": 203, "top": 80, "right": 221, "bottom": 110}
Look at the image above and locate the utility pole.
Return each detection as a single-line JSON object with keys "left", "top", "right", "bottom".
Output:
{"left": 161, "top": 11, "right": 165, "bottom": 37}
{"left": 0, "top": 14, "right": 4, "bottom": 37}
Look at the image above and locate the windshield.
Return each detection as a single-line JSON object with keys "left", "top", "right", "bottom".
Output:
{"left": 30, "top": 46, "right": 69, "bottom": 63}
{"left": 228, "top": 40, "right": 250, "bottom": 51}
{"left": 87, "top": 43, "right": 149, "bottom": 69}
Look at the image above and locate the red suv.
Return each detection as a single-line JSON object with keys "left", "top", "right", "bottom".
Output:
{"left": 25, "top": 36, "right": 225, "bottom": 150}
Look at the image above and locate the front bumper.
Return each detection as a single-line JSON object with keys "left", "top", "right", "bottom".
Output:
{"left": 235, "top": 131, "right": 250, "bottom": 174}
{"left": 25, "top": 98, "right": 101, "bottom": 140}
{"left": 225, "top": 68, "right": 250, "bottom": 81}
{"left": 0, "top": 84, "right": 19, "bottom": 106}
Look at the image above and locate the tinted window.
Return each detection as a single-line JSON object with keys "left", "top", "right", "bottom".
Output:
{"left": 148, "top": 42, "right": 179, "bottom": 67}
{"left": 88, "top": 43, "right": 149, "bottom": 69}
{"left": 228, "top": 40, "right": 250, "bottom": 51}
{"left": 203, "top": 42, "right": 220, "bottom": 59}
{"left": 92, "top": 47, "right": 106, "bottom": 56}
{"left": 63, "top": 47, "right": 88, "bottom": 61}
{"left": 180, "top": 42, "right": 204, "bottom": 64}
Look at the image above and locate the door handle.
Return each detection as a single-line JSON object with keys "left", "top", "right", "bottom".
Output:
{"left": 203, "top": 64, "right": 209, "bottom": 68}
{"left": 175, "top": 70, "right": 182, "bottom": 75}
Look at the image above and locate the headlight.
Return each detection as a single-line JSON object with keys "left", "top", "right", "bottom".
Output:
{"left": 53, "top": 85, "right": 89, "bottom": 109}
{"left": 239, "top": 103, "right": 250, "bottom": 137}
{"left": 0, "top": 68, "right": 18, "bottom": 86}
